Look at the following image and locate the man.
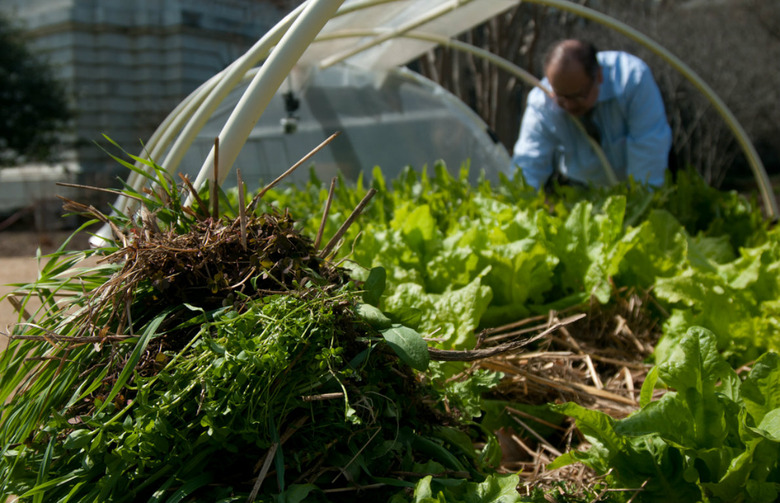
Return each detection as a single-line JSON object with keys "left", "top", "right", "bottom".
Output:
{"left": 509, "top": 39, "right": 672, "bottom": 190}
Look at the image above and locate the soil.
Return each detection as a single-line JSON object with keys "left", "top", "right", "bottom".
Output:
{"left": 0, "top": 228, "right": 95, "bottom": 349}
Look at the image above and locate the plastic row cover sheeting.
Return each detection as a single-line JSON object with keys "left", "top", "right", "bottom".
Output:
{"left": 175, "top": 63, "right": 509, "bottom": 190}
{"left": 299, "top": 0, "right": 519, "bottom": 70}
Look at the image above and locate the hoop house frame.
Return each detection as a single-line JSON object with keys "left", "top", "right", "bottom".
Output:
{"left": 94, "top": 0, "right": 776, "bottom": 247}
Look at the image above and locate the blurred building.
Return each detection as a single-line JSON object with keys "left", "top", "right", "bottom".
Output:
{"left": 0, "top": 0, "right": 296, "bottom": 208}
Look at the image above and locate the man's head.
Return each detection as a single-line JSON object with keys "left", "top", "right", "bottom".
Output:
{"left": 543, "top": 39, "right": 602, "bottom": 117}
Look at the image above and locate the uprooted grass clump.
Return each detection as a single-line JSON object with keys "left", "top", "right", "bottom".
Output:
{"left": 95, "top": 204, "right": 354, "bottom": 379}
{"left": 0, "top": 158, "right": 485, "bottom": 502}
{"left": 120, "top": 207, "right": 348, "bottom": 313}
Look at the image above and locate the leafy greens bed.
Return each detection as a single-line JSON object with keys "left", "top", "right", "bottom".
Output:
{"left": 251, "top": 164, "right": 775, "bottom": 366}
{"left": 551, "top": 326, "right": 780, "bottom": 503}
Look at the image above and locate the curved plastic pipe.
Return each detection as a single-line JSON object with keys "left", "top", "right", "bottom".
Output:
{"left": 186, "top": 0, "right": 346, "bottom": 201}
{"left": 90, "top": 0, "right": 397, "bottom": 246}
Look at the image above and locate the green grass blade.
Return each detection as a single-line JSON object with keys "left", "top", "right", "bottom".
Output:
{"left": 163, "top": 474, "right": 213, "bottom": 503}
{"left": 97, "top": 309, "right": 172, "bottom": 417}
{"left": 33, "top": 436, "right": 56, "bottom": 503}
{"left": 18, "top": 470, "right": 84, "bottom": 498}
{"left": 129, "top": 464, "right": 176, "bottom": 503}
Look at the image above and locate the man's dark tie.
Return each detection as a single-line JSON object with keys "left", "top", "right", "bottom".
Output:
{"left": 581, "top": 109, "right": 601, "bottom": 144}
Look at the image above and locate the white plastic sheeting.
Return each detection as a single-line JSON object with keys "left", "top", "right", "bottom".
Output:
{"left": 171, "top": 0, "right": 522, "bottom": 189}
{"left": 176, "top": 63, "right": 509, "bottom": 189}
{"left": 131, "top": 0, "right": 528, "bottom": 195}
{"left": 298, "top": 0, "right": 518, "bottom": 70}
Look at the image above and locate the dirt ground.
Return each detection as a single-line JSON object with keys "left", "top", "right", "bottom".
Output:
{"left": 0, "top": 229, "right": 94, "bottom": 350}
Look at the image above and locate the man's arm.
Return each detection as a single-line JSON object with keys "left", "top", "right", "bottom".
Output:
{"left": 624, "top": 63, "right": 673, "bottom": 187}
{"left": 510, "top": 99, "right": 557, "bottom": 190}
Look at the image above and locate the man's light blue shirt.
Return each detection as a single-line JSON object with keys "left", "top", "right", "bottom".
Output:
{"left": 510, "top": 51, "right": 672, "bottom": 190}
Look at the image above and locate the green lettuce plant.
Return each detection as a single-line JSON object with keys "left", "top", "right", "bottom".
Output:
{"left": 550, "top": 327, "right": 780, "bottom": 502}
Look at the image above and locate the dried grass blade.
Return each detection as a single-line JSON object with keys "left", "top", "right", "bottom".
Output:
{"left": 617, "top": 316, "right": 650, "bottom": 353}
{"left": 248, "top": 443, "right": 278, "bottom": 502}
{"left": 429, "top": 313, "right": 586, "bottom": 362}
{"left": 7, "top": 295, "right": 32, "bottom": 321}
{"left": 237, "top": 168, "right": 247, "bottom": 250}
{"left": 510, "top": 431, "right": 541, "bottom": 458}
{"left": 320, "top": 188, "right": 377, "bottom": 259}
{"left": 520, "top": 369, "right": 638, "bottom": 407}
{"left": 331, "top": 427, "right": 382, "bottom": 483}
{"left": 505, "top": 406, "right": 566, "bottom": 432}
{"left": 178, "top": 173, "right": 209, "bottom": 219}
{"left": 557, "top": 325, "right": 583, "bottom": 354}
{"left": 320, "top": 483, "right": 387, "bottom": 494}
{"left": 510, "top": 415, "right": 562, "bottom": 457}
{"left": 248, "top": 132, "right": 340, "bottom": 212}
{"left": 314, "top": 177, "right": 337, "bottom": 251}
{"left": 212, "top": 137, "right": 219, "bottom": 220}
{"left": 585, "top": 355, "right": 603, "bottom": 390}
{"left": 301, "top": 392, "right": 343, "bottom": 402}
{"left": 59, "top": 198, "right": 127, "bottom": 246}
{"left": 56, "top": 182, "right": 144, "bottom": 202}
{"left": 625, "top": 480, "right": 649, "bottom": 502}
{"left": 588, "top": 353, "right": 650, "bottom": 371}
{"left": 480, "top": 312, "right": 550, "bottom": 338}
{"left": 10, "top": 334, "right": 132, "bottom": 344}
{"left": 622, "top": 367, "right": 636, "bottom": 401}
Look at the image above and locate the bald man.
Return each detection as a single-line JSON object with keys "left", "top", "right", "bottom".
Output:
{"left": 509, "top": 39, "right": 672, "bottom": 190}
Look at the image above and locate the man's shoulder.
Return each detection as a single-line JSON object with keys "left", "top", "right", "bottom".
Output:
{"left": 598, "top": 50, "right": 654, "bottom": 94}
{"left": 598, "top": 51, "right": 650, "bottom": 75}
{"left": 526, "top": 84, "right": 557, "bottom": 113}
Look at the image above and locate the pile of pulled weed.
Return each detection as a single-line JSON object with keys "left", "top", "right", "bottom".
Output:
{"left": 53, "top": 199, "right": 356, "bottom": 415}
{"left": 0, "top": 168, "right": 458, "bottom": 502}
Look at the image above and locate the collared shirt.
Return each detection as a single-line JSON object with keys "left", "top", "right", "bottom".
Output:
{"left": 509, "top": 51, "right": 672, "bottom": 190}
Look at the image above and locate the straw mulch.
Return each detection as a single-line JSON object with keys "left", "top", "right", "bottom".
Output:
{"left": 473, "top": 288, "right": 665, "bottom": 496}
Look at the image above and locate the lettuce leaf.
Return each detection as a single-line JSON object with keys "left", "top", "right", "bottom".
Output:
{"left": 383, "top": 274, "right": 492, "bottom": 350}
{"left": 405, "top": 473, "right": 522, "bottom": 503}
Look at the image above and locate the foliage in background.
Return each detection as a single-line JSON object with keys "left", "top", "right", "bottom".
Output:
{"left": 0, "top": 14, "right": 71, "bottom": 166}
